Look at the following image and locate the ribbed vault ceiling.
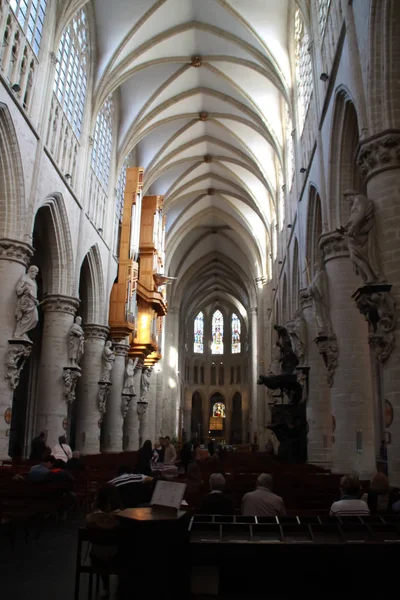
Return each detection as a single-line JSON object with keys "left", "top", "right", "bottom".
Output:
{"left": 60, "top": 0, "right": 294, "bottom": 313}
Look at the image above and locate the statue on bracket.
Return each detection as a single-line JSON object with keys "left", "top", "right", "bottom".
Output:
{"left": 100, "top": 341, "right": 115, "bottom": 382}
{"left": 62, "top": 368, "right": 81, "bottom": 404}
{"left": 122, "top": 358, "right": 138, "bottom": 396}
{"left": 302, "top": 258, "right": 332, "bottom": 336}
{"left": 140, "top": 367, "right": 152, "bottom": 402}
{"left": 338, "top": 190, "right": 382, "bottom": 283}
{"left": 13, "top": 265, "right": 39, "bottom": 341}
{"left": 68, "top": 316, "right": 85, "bottom": 366}
{"left": 287, "top": 309, "right": 307, "bottom": 363}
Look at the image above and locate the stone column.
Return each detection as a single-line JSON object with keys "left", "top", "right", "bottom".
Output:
{"left": 225, "top": 397, "right": 232, "bottom": 444}
{"left": 123, "top": 363, "right": 142, "bottom": 451}
{"left": 0, "top": 239, "right": 33, "bottom": 459}
{"left": 357, "top": 131, "right": 400, "bottom": 484}
{"left": 75, "top": 324, "right": 109, "bottom": 454}
{"left": 36, "top": 295, "right": 79, "bottom": 450}
{"left": 101, "top": 341, "right": 128, "bottom": 453}
{"left": 250, "top": 307, "right": 258, "bottom": 443}
{"left": 137, "top": 400, "right": 149, "bottom": 447}
{"left": 300, "top": 292, "right": 332, "bottom": 466}
{"left": 320, "top": 232, "right": 375, "bottom": 477}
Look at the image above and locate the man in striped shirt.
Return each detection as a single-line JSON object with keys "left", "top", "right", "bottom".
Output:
{"left": 329, "top": 473, "right": 370, "bottom": 517}
{"left": 109, "top": 465, "right": 151, "bottom": 487}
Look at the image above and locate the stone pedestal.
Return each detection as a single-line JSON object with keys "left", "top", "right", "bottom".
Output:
{"left": 357, "top": 132, "right": 400, "bottom": 483}
{"left": 101, "top": 341, "right": 128, "bottom": 453}
{"left": 123, "top": 364, "right": 141, "bottom": 451}
{"left": 36, "top": 295, "right": 79, "bottom": 450}
{"left": 75, "top": 324, "right": 109, "bottom": 454}
{"left": 0, "top": 239, "right": 33, "bottom": 459}
{"left": 320, "top": 232, "right": 375, "bottom": 477}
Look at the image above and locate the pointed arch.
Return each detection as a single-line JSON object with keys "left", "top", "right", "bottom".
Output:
{"left": 0, "top": 103, "right": 27, "bottom": 239}
{"left": 35, "top": 193, "right": 75, "bottom": 296}
{"left": 306, "top": 186, "right": 323, "bottom": 279}
{"left": 291, "top": 237, "right": 300, "bottom": 314}
{"left": 78, "top": 244, "right": 105, "bottom": 324}
{"left": 329, "top": 88, "right": 363, "bottom": 229}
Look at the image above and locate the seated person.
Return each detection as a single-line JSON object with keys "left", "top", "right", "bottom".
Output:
{"left": 329, "top": 473, "right": 370, "bottom": 517}
{"left": 52, "top": 435, "right": 73, "bottom": 463}
{"left": 183, "top": 462, "right": 205, "bottom": 508}
{"left": 366, "top": 464, "right": 390, "bottom": 512}
{"left": 86, "top": 484, "right": 122, "bottom": 599}
{"left": 47, "top": 459, "right": 75, "bottom": 483}
{"left": 67, "top": 451, "right": 85, "bottom": 471}
{"left": 199, "top": 473, "right": 233, "bottom": 515}
{"left": 26, "top": 453, "right": 55, "bottom": 482}
{"left": 109, "top": 465, "right": 152, "bottom": 508}
{"left": 241, "top": 473, "right": 286, "bottom": 517}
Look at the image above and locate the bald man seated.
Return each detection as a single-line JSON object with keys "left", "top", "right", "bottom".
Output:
{"left": 241, "top": 473, "right": 286, "bottom": 517}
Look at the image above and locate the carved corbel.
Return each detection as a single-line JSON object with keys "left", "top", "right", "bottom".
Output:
{"left": 97, "top": 380, "right": 112, "bottom": 419}
{"left": 5, "top": 340, "right": 32, "bottom": 390}
{"left": 352, "top": 283, "right": 396, "bottom": 362}
{"left": 137, "top": 401, "right": 148, "bottom": 420}
{"left": 62, "top": 367, "right": 81, "bottom": 404}
{"left": 314, "top": 334, "right": 338, "bottom": 387}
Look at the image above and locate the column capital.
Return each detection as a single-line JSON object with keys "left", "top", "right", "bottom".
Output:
{"left": 357, "top": 129, "right": 400, "bottom": 182}
{"left": 0, "top": 238, "right": 34, "bottom": 267}
{"left": 319, "top": 231, "right": 349, "bottom": 262}
{"left": 42, "top": 294, "right": 80, "bottom": 315}
{"left": 112, "top": 341, "right": 129, "bottom": 357}
{"left": 84, "top": 324, "right": 109, "bottom": 340}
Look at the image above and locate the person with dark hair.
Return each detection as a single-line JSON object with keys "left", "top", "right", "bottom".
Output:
{"left": 154, "top": 437, "right": 165, "bottom": 463}
{"left": 329, "top": 473, "right": 370, "bottom": 517}
{"left": 30, "top": 432, "right": 46, "bottom": 461}
{"left": 47, "top": 459, "right": 75, "bottom": 482}
{"left": 109, "top": 464, "right": 152, "bottom": 508}
{"left": 52, "top": 435, "right": 72, "bottom": 462}
{"left": 26, "top": 454, "right": 55, "bottom": 482}
{"left": 86, "top": 484, "right": 122, "bottom": 598}
{"left": 180, "top": 441, "right": 193, "bottom": 474}
{"left": 137, "top": 440, "right": 153, "bottom": 476}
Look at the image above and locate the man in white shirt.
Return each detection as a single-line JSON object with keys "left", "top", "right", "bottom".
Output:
{"left": 242, "top": 473, "right": 286, "bottom": 517}
{"left": 329, "top": 473, "right": 370, "bottom": 517}
{"left": 164, "top": 436, "right": 177, "bottom": 464}
{"left": 52, "top": 435, "right": 73, "bottom": 463}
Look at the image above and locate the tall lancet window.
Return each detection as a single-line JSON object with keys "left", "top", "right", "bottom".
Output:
{"left": 211, "top": 310, "right": 224, "bottom": 355}
{"left": 231, "top": 313, "right": 241, "bottom": 354}
{"left": 53, "top": 8, "right": 88, "bottom": 137}
{"left": 194, "top": 311, "right": 204, "bottom": 354}
{"left": 9, "top": 0, "right": 47, "bottom": 56}
{"left": 91, "top": 95, "right": 114, "bottom": 189}
{"left": 294, "top": 9, "right": 312, "bottom": 132}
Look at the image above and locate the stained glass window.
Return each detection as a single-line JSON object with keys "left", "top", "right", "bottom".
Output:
{"left": 9, "top": 0, "right": 47, "bottom": 56}
{"left": 213, "top": 402, "right": 226, "bottom": 418}
{"left": 194, "top": 311, "right": 204, "bottom": 353}
{"left": 295, "top": 9, "right": 313, "bottom": 132}
{"left": 318, "top": 0, "right": 331, "bottom": 35}
{"left": 54, "top": 8, "right": 88, "bottom": 137}
{"left": 211, "top": 310, "right": 224, "bottom": 354}
{"left": 231, "top": 313, "right": 241, "bottom": 354}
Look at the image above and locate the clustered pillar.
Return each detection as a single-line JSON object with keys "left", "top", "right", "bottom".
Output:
{"left": 36, "top": 295, "right": 80, "bottom": 450}
{"left": 75, "top": 324, "right": 109, "bottom": 454}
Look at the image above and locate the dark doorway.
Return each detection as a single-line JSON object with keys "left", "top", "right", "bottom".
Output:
{"left": 191, "top": 391, "right": 202, "bottom": 439}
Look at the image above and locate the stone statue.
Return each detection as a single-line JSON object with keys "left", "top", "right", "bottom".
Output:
{"left": 5, "top": 343, "right": 32, "bottom": 389}
{"left": 13, "top": 265, "right": 39, "bottom": 340}
{"left": 268, "top": 344, "right": 281, "bottom": 375}
{"left": 68, "top": 316, "right": 85, "bottom": 366}
{"left": 122, "top": 358, "right": 138, "bottom": 395}
{"left": 140, "top": 367, "right": 152, "bottom": 401}
{"left": 100, "top": 341, "right": 115, "bottom": 382}
{"left": 274, "top": 324, "right": 299, "bottom": 374}
{"left": 287, "top": 310, "right": 307, "bottom": 363}
{"left": 338, "top": 190, "right": 381, "bottom": 283}
{"left": 303, "top": 258, "right": 332, "bottom": 336}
